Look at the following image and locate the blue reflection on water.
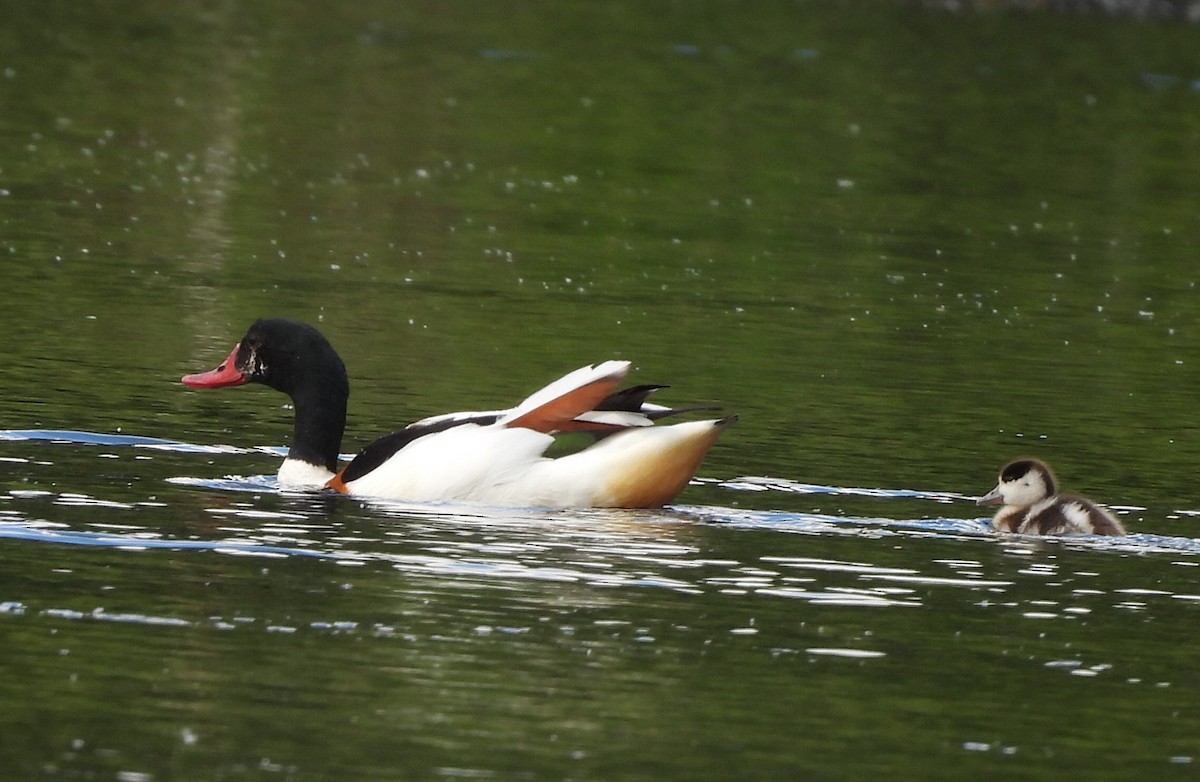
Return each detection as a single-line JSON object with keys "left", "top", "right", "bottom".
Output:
{"left": 0, "top": 517, "right": 337, "bottom": 559}
{"left": 0, "top": 428, "right": 256, "bottom": 454}
{"left": 4, "top": 428, "right": 1200, "bottom": 558}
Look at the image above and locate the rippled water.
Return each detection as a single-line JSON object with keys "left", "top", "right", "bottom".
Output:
{"left": 4, "top": 426, "right": 1200, "bottom": 778}
{"left": 5, "top": 1, "right": 1200, "bottom": 779}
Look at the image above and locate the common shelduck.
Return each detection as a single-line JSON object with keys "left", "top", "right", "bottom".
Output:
{"left": 181, "top": 318, "right": 734, "bottom": 508}
{"left": 977, "top": 458, "right": 1125, "bottom": 536}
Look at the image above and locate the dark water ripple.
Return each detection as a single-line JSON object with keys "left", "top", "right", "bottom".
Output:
{"left": 4, "top": 429, "right": 1200, "bottom": 565}
{"left": 6, "top": 429, "right": 1200, "bottom": 775}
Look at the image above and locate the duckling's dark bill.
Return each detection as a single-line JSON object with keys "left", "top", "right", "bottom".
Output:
{"left": 977, "top": 487, "right": 1003, "bottom": 506}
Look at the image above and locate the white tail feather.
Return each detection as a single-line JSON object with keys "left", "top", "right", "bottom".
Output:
{"left": 572, "top": 410, "right": 653, "bottom": 428}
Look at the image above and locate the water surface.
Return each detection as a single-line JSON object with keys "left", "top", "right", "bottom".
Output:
{"left": 2, "top": 2, "right": 1200, "bottom": 780}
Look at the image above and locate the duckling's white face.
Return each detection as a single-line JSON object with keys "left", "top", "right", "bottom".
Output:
{"left": 978, "top": 460, "right": 1054, "bottom": 507}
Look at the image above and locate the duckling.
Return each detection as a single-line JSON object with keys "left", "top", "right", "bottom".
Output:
{"left": 977, "top": 458, "right": 1125, "bottom": 536}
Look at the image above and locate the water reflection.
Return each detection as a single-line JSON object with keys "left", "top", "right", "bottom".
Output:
{"left": 6, "top": 429, "right": 1200, "bottom": 612}
{"left": 6, "top": 428, "right": 1200, "bottom": 558}
{"left": 4, "top": 428, "right": 1200, "bottom": 778}
{"left": 5, "top": 2, "right": 1200, "bottom": 778}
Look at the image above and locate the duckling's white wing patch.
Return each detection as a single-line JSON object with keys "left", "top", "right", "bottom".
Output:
{"left": 1059, "top": 500, "right": 1097, "bottom": 533}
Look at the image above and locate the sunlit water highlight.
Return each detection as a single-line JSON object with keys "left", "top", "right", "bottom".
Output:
{"left": 9, "top": 427, "right": 1200, "bottom": 777}
{"left": 6, "top": 429, "right": 1200, "bottom": 597}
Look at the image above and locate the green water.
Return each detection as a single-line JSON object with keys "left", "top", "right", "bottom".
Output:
{"left": 2, "top": 2, "right": 1200, "bottom": 779}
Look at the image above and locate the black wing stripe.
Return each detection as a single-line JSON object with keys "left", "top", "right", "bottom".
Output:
{"left": 339, "top": 414, "right": 499, "bottom": 484}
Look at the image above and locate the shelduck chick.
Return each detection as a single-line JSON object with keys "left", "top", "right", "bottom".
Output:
{"left": 977, "top": 458, "right": 1125, "bottom": 536}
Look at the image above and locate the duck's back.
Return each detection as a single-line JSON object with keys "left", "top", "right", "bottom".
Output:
{"left": 341, "top": 417, "right": 731, "bottom": 508}
{"left": 341, "top": 424, "right": 553, "bottom": 502}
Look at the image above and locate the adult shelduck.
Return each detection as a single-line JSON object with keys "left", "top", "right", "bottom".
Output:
{"left": 181, "top": 318, "right": 734, "bottom": 508}
{"left": 977, "top": 458, "right": 1125, "bottom": 536}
